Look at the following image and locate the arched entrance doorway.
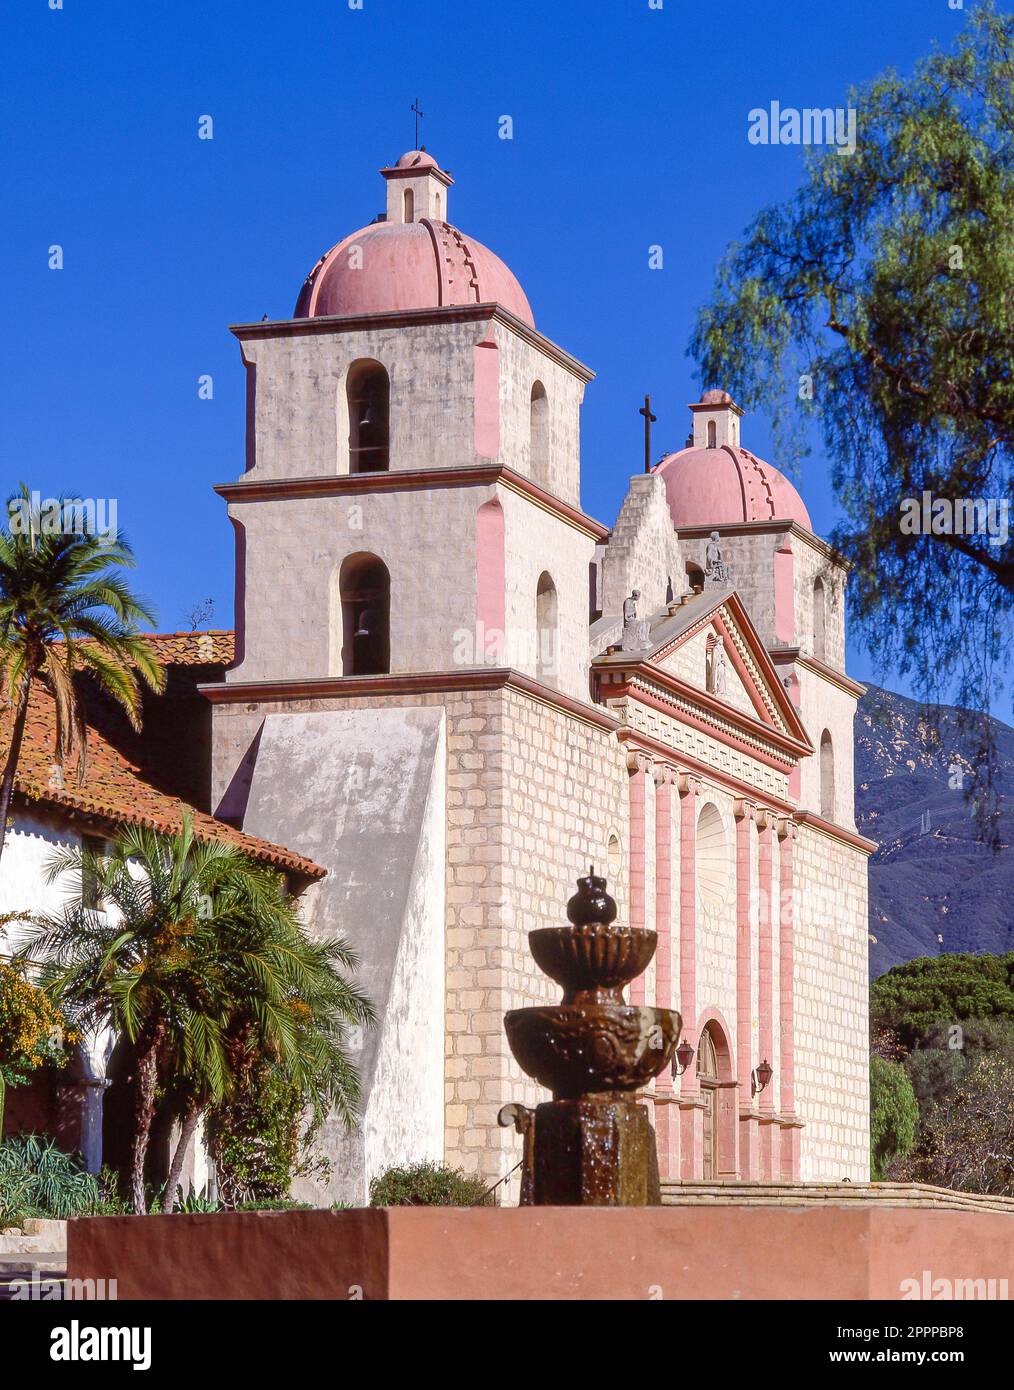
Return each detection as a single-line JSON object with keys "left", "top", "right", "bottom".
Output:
{"left": 696, "top": 1017, "right": 735, "bottom": 1179}
{"left": 697, "top": 1025, "right": 720, "bottom": 1179}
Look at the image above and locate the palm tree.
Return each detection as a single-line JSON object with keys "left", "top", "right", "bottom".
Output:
{"left": 18, "top": 818, "right": 373, "bottom": 1213}
{"left": 0, "top": 483, "right": 164, "bottom": 866}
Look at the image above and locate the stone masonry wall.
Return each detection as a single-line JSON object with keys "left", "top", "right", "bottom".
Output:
{"left": 793, "top": 822, "right": 871, "bottom": 1179}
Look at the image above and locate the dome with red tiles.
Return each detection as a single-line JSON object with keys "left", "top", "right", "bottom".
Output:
{"left": 294, "top": 149, "right": 534, "bottom": 326}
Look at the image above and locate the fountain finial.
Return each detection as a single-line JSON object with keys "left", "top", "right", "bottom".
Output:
{"left": 566, "top": 868, "right": 617, "bottom": 927}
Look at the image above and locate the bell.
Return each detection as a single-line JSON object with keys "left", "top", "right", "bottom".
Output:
{"left": 359, "top": 402, "right": 375, "bottom": 426}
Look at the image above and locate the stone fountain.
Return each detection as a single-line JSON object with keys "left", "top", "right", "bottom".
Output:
{"left": 503, "top": 868, "right": 682, "bottom": 1205}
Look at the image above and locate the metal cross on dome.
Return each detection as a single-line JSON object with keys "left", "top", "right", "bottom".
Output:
{"left": 411, "top": 98, "right": 423, "bottom": 148}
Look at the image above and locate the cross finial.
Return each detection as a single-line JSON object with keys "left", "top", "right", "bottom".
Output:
{"left": 411, "top": 98, "right": 424, "bottom": 148}
{"left": 639, "top": 394, "right": 657, "bottom": 474}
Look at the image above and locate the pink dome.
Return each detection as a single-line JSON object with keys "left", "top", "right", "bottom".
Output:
{"left": 294, "top": 219, "right": 534, "bottom": 325}
{"left": 653, "top": 444, "right": 813, "bottom": 531}
{"left": 394, "top": 149, "right": 439, "bottom": 170}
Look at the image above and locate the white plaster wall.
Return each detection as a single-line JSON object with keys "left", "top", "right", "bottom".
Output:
{"left": 238, "top": 706, "right": 447, "bottom": 1206}
{"left": 499, "top": 485, "right": 595, "bottom": 701}
{"left": 228, "top": 487, "right": 485, "bottom": 683}
{"left": 238, "top": 316, "right": 587, "bottom": 507}
{"left": 240, "top": 319, "right": 482, "bottom": 480}
{"left": 0, "top": 810, "right": 84, "bottom": 949}
{"left": 492, "top": 325, "right": 585, "bottom": 506}
{"left": 796, "top": 664, "right": 858, "bottom": 830}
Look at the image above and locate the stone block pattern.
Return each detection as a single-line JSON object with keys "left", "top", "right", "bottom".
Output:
{"left": 792, "top": 823, "right": 870, "bottom": 1179}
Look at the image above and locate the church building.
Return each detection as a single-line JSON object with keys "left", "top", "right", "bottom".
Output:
{"left": 204, "top": 149, "right": 874, "bottom": 1203}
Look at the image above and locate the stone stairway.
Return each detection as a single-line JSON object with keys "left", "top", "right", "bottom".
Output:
{"left": 0, "top": 1220, "right": 67, "bottom": 1298}
{"left": 660, "top": 1180, "right": 1014, "bottom": 1215}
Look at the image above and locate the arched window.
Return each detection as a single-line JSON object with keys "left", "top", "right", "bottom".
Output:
{"left": 707, "top": 419, "right": 717, "bottom": 448}
{"left": 347, "top": 360, "right": 390, "bottom": 473}
{"left": 530, "top": 381, "right": 549, "bottom": 483}
{"left": 403, "top": 188, "right": 414, "bottom": 223}
{"left": 812, "top": 577, "right": 826, "bottom": 661}
{"left": 686, "top": 561, "right": 705, "bottom": 592}
{"left": 820, "top": 730, "right": 835, "bottom": 820}
{"left": 340, "top": 553, "right": 391, "bottom": 675}
{"left": 536, "top": 570, "right": 558, "bottom": 686}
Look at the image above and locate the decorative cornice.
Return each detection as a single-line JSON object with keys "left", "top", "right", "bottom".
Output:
{"left": 608, "top": 672, "right": 808, "bottom": 770}
{"left": 617, "top": 730, "right": 795, "bottom": 817}
{"left": 214, "top": 464, "right": 610, "bottom": 542}
{"left": 676, "top": 518, "right": 851, "bottom": 570}
{"left": 230, "top": 302, "right": 596, "bottom": 384}
{"left": 199, "top": 666, "right": 620, "bottom": 733}
{"left": 796, "top": 654, "right": 867, "bottom": 698}
{"left": 795, "top": 810, "right": 878, "bottom": 855}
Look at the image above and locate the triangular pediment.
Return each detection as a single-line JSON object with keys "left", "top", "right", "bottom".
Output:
{"left": 645, "top": 594, "right": 800, "bottom": 739}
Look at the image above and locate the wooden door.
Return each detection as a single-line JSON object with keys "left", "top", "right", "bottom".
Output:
{"left": 697, "top": 1027, "right": 720, "bottom": 1180}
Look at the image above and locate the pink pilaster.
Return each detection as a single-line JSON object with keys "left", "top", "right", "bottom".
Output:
{"left": 778, "top": 820, "right": 800, "bottom": 1178}
{"left": 735, "top": 801, "right": 757, "bottom": 1179}
{"left": 627, "top": 753, "right": 650, "bottom": 1007}
{"left": 757, "top": 813, "right": 775, "bottom": 1180}
{"left": 653, "top": 765, "right": 675, "bottom": 1177}
{"left": 677, "top": 775, "right": 702, "bottom": 1177}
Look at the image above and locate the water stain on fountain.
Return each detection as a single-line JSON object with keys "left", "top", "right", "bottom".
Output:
{"left": 503, "top": 868, "right": 682, "bottom": 1205}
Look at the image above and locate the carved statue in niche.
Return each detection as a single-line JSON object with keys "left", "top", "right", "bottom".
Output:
{"left": 707, "top": 635, "right": 728, "bottom": 695}
{"left": 704, "top": 531, "right": 732, "bottom": 587}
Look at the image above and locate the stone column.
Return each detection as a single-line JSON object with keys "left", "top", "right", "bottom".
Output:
{"left": 626, "top": 752, "right": 650, "bottom": 1006}
{"left": 756, "top": 810, "right": 777, "bottom": 1178}
{"left": 79, "top": 1026, "right": 115, "bottom": 1174}
{"left": 777, "top": 819, "right": 801, "bottom": 1178}
{"left": 676, "top": 773, "right": 702, "bottom": 1178}
{"left": 734, "top": 800, "right": 758, "bottom": 1179}
{"left": 652, "top": 764, "right": 676, "bottom": 1178}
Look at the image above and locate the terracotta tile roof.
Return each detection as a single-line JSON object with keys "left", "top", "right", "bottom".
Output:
{"left": 135, "top": 631, "right": 236, "bottom": 667}
{"left": 2, "top": 632, "right": 324, "bottom": 880}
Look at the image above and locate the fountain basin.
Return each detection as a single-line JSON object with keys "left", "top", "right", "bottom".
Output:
{"left": 528, "top": 926, "right": 657, "bottom": 1003}
{"left": 505, "top": 1003, "right": 681, "bottom": 1099}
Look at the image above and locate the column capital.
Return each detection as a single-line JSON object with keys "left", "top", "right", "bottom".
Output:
{"left": 776, "top": 817, "right": 798, "bottom": 843}
{"left": 676, "top": 771, "right": 701, "bottom": 797}
{"left": 626, "top": 749, "right": 652, "bottom": 775}
{"left": 733, "top": 797, "right": 758, "bottom": 822}
{"left": 652, "top": 763, "right": 677, "bottom": 788}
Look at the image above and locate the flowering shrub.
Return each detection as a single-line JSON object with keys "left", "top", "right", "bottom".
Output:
{"left": 0, "top": 960, "right": 71, "bottom": 1088}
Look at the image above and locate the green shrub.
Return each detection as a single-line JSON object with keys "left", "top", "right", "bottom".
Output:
{"left": 871, "top": 954, "right": 1014, "bottom": 1051}
{"left": 235, "top": 1198, "right": 313, "bottom": 1212}
{"left": 0, "top": 1135, "right": 99, "bottom": 1223}
{"left": 369, "top": 1161, "right": 489, "bottom": 1207}
{"left": 207, "top": 1064, "right": 330, "bottom": 1206}
{"left": 870, "top": 1058, "right": 919, "bottom": 1180}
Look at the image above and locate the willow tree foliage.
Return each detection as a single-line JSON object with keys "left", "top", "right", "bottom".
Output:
{"left": 690, "top": 5, "right": 1013, "bottom": 791}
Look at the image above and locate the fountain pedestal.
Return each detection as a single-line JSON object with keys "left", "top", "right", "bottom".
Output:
{"left": 504, "top": 870, "right": 682, "bottom": 1206}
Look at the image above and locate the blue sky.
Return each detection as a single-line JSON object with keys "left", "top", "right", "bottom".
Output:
{"left": 0, "top": 0, "right": 980, "bottom": 696}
